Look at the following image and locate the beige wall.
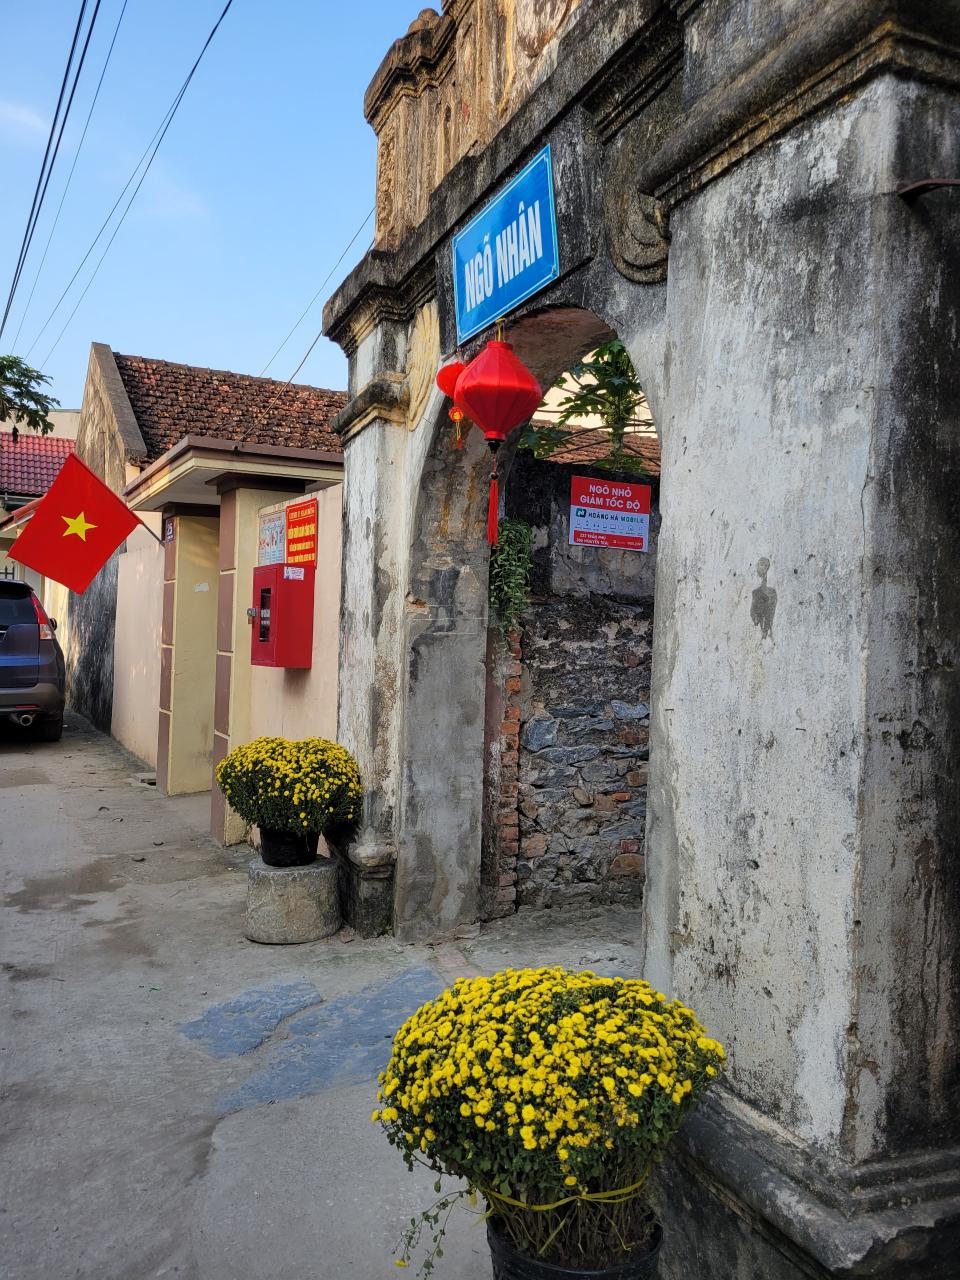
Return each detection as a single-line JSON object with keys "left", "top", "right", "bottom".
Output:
{"left": 212, "top": 483, "right": 343, "bottom": 846}
{"left": 0, "top": 409, "right": 81, "bottom": 439}
{"left": 213, "top": 485, "right": 292, "bottom": 844}
{"left": 111, "top": 521, "right": 164, "bottom": 768}
{"left": 248, "top": 486, "right": 342, "bottom": 742}
{"left": 166, "top": 516, "right": 219, "bottom": 794}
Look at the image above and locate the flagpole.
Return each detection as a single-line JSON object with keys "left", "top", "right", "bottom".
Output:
{"left": 0, "top": 497, "right": 42, "bottom": 534}
{"left": 135, "top": 515, "right": 166, "bottom": 548}
{"left": 64, "top": 452, "right": 166, "bottom": 549}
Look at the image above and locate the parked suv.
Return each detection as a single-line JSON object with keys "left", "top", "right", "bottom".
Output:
{"left": 0, "top": 581, "right": 65, "bottom": 742}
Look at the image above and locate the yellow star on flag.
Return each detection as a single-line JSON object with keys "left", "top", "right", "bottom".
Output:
{"left": 62, "top": 511, "right": 97, "bottom": 541}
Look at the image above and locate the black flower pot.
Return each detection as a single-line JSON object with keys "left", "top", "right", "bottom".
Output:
{"left": 487, "top": 1221, "right": 662, "bottom": 1280}
{"left": 259, "top": 827, "right": 319, "bottom": 868}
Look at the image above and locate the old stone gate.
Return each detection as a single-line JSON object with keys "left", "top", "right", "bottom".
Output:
{"left": 323, "top": 2, "right": 960, "bottom": 1275}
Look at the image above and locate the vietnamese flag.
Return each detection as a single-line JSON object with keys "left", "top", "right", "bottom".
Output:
{"left": 8, "top": 453, "right": 141, "bottom": 593}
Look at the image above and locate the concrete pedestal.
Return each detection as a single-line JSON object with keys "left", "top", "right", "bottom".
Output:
{"left": 330, "top": 833, "right": 395, "bottom": 937}
{"left": 244, "top": 856, "right": 340, "bottom": 944}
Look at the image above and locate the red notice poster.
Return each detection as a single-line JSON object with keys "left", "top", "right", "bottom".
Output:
{"left": 285, "top": 498, "right": 318, "bottom": 565}
{"left": 569, "top": 476, "right": 652, "bottom": 552}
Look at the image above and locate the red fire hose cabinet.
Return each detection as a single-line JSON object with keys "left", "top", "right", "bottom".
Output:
{"left": 250, "top": 564, "right": 315, "bottom": 669}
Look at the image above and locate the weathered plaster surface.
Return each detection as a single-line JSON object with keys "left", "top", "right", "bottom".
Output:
{"left": 67, "top": 345, "right": 144, "bottom": 730}
{"left": 643, "top": 83, "right": 885, "bottom": 1153}
{"left": 337, "top": 386, "right": 495, "bottom": 937}
{"left": 643, "top": 73, "right": 959, "bottom": 1170}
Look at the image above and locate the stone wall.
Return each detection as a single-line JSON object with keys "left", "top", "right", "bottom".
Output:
{"left": 516, "top": 595, "right": 652, "bottom": 907}
{"left": 485, "top": 449, "right": 659, "bottom": 914}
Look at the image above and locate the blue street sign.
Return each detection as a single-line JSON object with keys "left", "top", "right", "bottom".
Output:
{"left": 452, "top": 145, "right": 560, "bottom": 345}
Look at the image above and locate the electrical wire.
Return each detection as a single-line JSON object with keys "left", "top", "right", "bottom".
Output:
{"left": 233, "top": 214, "right": 376, "bottom": 447}
{"left": 0, "top": 0, "right": 95, "bottom": 340}
{"left": 27, "top": 0, "right": 236, "bottom": 363}
{"left": 258, "top": 208, "right": 374, "bottom": 376}
{"left": 12, "top": 0, "right": 130, "bottom": 352}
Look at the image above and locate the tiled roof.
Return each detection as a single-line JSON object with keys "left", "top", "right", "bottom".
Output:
{"left": 112, "top": 353, "right": 347, "bottom": 462}
{"left": 536, "top": 427, "right": 661, "bottom": 476}
{"left": 0, "top": 433, "right": 74, "bottom": 497}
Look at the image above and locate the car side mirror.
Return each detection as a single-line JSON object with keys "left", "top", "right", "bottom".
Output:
{"left": 49, "top": 618, "right": 58, "bottom": 631}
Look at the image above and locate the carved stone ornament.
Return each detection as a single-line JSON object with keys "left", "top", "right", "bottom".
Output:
{"left": 604, "top": 168, "right": 671, "bottom": 284}
{"left": 405, "top": 299, "right": 441, "bottom": 430}
{"left": 514, "top": 0, "right": 577, "bottom": 59}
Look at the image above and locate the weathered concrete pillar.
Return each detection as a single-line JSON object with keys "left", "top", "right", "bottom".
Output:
{"left": 325, "top": 299, "right": 492, "bottom": 940}
{"left": 642, "top": 55, "right": 960, "bottom": 1278}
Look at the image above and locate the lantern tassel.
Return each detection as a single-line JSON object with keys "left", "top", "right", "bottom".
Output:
{"left": 487, "top": 471, "right": 499, "bottom": 545}
{"left": 487, "top": 445, "right": 501, "bottom": 545}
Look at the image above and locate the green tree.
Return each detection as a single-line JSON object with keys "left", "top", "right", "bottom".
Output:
{"left": 517, "top": 339, "right": 653, "bottom": 476}
{"left": 0, "top": 355, "right": 60, "bottom": 438}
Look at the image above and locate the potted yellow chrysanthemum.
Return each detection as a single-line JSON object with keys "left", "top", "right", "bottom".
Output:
{"left": 374, "top": 966, "right": 725, "bottom": 1278}
{"left": 215, "top": 736, "right": 361, "bottom": 867}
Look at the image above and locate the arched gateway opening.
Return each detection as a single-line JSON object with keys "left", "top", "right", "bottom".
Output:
{"left": 386, "top": 303, "right": 665, "bottom": 939}
{"left": 480, "top": 318, "right": 662, "bottom": 921}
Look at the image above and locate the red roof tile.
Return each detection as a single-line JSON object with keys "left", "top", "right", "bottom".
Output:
{"left": 536, "top": 427, "right": 661, "bottom": 475}
{"left": 112, "top": 353, "right": 347, "bottom": 463}
{"left": 0, "top": 433, "right": 75, "bottom": 498}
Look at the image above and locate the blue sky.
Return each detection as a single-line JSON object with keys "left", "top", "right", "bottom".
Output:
{"left": 0, "top": 1, "right": 426, "bottom": 409}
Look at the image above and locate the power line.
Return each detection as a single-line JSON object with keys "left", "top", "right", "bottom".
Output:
{"left": 28, "top": 0, "right": 236, "bottom": 363}
{"left": 12, "top": 0, "right": 130, "bottom": 352}
{"left": 259, "top": 208, "right": 374, "bottom": 376}
{"left": 17, "top": 0, "right": 105, "bottom": 323}
{"left": 234, "top": 213, "right": 376, "bottom": 447}
{"left": 0, "top": 0, "right": 95, "bottom": 341}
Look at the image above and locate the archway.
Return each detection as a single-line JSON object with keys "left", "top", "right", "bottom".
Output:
{"left": 479, "top": 318, "right": 662, "bottom": 921}
{"left": 391, "top": 302, "right": 665, "bottom": 940}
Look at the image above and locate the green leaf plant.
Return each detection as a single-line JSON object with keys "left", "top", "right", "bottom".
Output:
{"left": 0, "top": 355, "right": 60, "bottom": 439}
{"left": 516, "top": 339, "right": 654, "bottom": 477}
{"left": 488, "top": 517, "right": 534, "bottom": 640}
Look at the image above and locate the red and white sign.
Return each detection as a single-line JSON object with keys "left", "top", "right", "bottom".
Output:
{"left": 285, "top": 498, "right": 318, "bottom": 566}
{"left": 569, "top": 476, "right": 652, "bottom": 551}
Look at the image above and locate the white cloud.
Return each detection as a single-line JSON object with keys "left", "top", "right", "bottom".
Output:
{"left": 0, "top": 100, "right": 48, "bottom": 145}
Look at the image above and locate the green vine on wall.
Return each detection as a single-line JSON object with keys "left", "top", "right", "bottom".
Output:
{"left": 489, "top": 518, "right": 534, "bottom": 639}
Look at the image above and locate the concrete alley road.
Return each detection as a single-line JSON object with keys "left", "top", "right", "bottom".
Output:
{"left": 0, "top": 715, "right": 647, "bottom": 1280}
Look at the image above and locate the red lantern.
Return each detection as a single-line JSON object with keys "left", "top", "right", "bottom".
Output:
{"left": 454, "top": 341, "right": 542, "bottom": 443}
{"left": 436, "top": 361, "right": 465, "bottom": 398}
{"left": 436, "top": 361, "right": 468, "bottom": 450}
{"left": 450, "top": 340, "right": 541, "bottom": 544}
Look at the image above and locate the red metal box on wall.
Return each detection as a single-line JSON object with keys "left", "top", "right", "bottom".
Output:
{"left": 250, "top": 564, "right": 315, "bottom": 669}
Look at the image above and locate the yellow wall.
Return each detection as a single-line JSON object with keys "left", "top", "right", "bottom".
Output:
{"left": 248, "top": 486, "right": 342, "bottom": 742}
{"left": 167, "top": 516, "right": 219, "bottom": 794}
{"left": 111, "top": 521, "right": 164, "bottom": 767}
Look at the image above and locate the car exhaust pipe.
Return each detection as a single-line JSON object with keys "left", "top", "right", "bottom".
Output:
{"left": 18, "top": 713, "right": 35, "bottom": 727}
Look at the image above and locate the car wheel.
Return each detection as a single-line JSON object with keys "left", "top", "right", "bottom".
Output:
{"left": 35, "top": 714, "right": 63, "bottom": 742}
